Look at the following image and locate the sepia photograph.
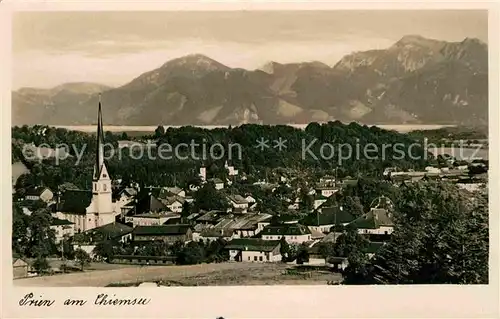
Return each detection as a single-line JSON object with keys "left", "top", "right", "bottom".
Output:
{"left": 9, "top": 8, "right": 491, "bottom": 291}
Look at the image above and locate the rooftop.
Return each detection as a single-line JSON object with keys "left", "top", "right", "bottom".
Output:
{"left": 132, "top": 224, "right": 192, "bottom": 236}
{"left": 261, "top": 223, "right": 311, "bottom": 236}
{"left": 56, "top": 189, "right": 93, "bottom": 214}
{"left": 302, "top": 206, "right": 355, "bottom": 226}
{"left": 225, "top": 238, "right": 281, "bottom": 252}
{"left": 349, "top": 208, "right": 394, "bottom": 229}
{"left": 73, "top": 222, "right": 133, "bottom": 243}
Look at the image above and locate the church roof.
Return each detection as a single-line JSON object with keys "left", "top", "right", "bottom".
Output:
{"left": 56, "top": 189, "right": 92, "bottom": 214}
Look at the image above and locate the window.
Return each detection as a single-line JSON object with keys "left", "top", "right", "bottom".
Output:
{"left": 103, "top": 184, "right": 107, "bottom": 191}
{"left": 384, "top": 231, "right": 388, "bottom": 235}
{"left": 254, "top": 256, "right": 257, "bottom": 261}
{"left": 259, "top": 256, "right": 263, "bottom": 262}
{"left": 266, "top": 255, "right": 270, "bottom": 261}
{"left": 248, "top": 256, "right": 250, "bottom": 261}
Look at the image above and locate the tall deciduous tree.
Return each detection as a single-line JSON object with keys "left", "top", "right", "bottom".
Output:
{"left": 74, "top": 248, "right": 92, "bottom": 271}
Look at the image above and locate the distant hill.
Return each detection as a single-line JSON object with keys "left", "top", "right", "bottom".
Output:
{"left": 12, "top": 36, "right": 488, "bottom": 126}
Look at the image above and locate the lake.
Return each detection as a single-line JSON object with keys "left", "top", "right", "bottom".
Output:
{"left": 429, "top": 147, "right": 489, "bottom": 160}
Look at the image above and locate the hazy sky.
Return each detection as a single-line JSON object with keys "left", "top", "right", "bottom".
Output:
{"left": 13, "top": 10, "right": 488, "bottom": 90}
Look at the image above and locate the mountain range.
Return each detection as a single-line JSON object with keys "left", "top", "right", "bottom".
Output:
{"left": 12, "top": 35, "right": 488, "bottom": 126}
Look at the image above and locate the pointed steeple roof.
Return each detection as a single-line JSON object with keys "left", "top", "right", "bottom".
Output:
{"left": 93, "top": 94, "right": 105, "bottom": 180}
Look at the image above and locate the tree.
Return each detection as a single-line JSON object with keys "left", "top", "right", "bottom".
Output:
{"left": 176, "top": 241, "right": 205, "bottom": 265}
{"left": 93, "top": 240, "right": 114, "bottom": 261}
{"left": 181, "top": 201, "right": 192, "bottom": 219}
{"left": 296, "top": 243, "right": 310, "bottom": 264}
{"left": 334, "top": 225, "right": 369, "bottom": 257}
{"left": 341, "top": 196, "right": 364, "bottom": 218}
{"left": 32, "top": 256, "right": 50, "bottom": 274}
{"left": 316, "top": 242, "right": 336, "bottom": 260}
{"left": 26, "top": 208, "right": 56, "bottom": 258}
{"left": 354, "top": 182, "right": 488, "bottom": 284}
{"left": 279, "top": 237, "right": 290, "bottom": 262}
{"left": 120, "top": 132, "right": 129, "bottom": 140}
{"left": 193, "top": 183, "right": 229, "bottom": 211}
{"left": 204, "top": 239, "right": 229, "bottom": 263}
{"left": 74, "top": 248, "right": 91, "bottom": 271}
{"left": 61, "top": 237, "right": 75, "bottom": 260}
{"left": 154, "top": 125, "right": 165, "bottom": 138}
{"left": 12, "top": 203, "right": 28, "bottom": 256}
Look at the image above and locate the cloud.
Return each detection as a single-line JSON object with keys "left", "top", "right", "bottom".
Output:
{"left": 12, "top": 10, "right": 487, "bottom": 89}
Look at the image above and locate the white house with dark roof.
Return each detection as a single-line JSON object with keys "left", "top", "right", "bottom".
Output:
{"left": 25, "top": 186, "right": 54, "bottom": 203}
{"left": 349, "top": 208, "right": 394, "bottom": 235}
{"left": 260, "top": 223, "right": 312, "bottom": 244}
{"left": 165, "top": 186, "right": 185, "bottom": 198}
{"left": 228, "top": 194, "right": 249, "bottom": 212}
{"left": 208, "top": 178, "right": 225, "bottom": 190}
{"left": 315, "top": 185, "right": 339, "bottom": 198}
{"left": 225, "top": 238, "right": 282, "bottom": 262}
{"left": 50, "top": 217, "right": 75, "bottom": 243}
{"left": 160, "top": 196, "right": 184, "bottom": 213}
{"left": 302, "top": 205, "right": 356, "bottom": 233}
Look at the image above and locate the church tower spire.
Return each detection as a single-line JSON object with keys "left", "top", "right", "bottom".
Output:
{"left": 88, "top": 93, "right": 114, "bottom": 230}
{"left": 93, "top": 93, "right": 105, "bottom": 180}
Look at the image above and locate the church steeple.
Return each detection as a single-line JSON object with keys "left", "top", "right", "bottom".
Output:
{"left": 93, "top": 94, "right": 106, "bottom": 181}
{"left": 89, "top": 93, "right": 113, "bottom": 230}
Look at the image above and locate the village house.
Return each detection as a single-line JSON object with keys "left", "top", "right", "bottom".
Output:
{"left": 225, "top": 238, "right": 282, "bottom": 262}
{"left": 260, "top": 223, "right": 312, "bottom": 244}
{"left": 161, "top": 196, "right": 184, "bottom": 213}
{"left": 164, "top": 186, "right": 186, "bottom": 198}
{"left": 349, "top": 208, "right": 394, "bottom": 235}
{"left": 313, "top": 194, "right": 329, "bottom": 209}
{"left": 113, "top": 187, "right": 138, "bottom": 210}
{"left": 315, "top": 184, "right": 339, "bottom": 198}
{"left": 208, "top": 178, "right": 225, "bottom": 190}
{"left": 127, "top": 212, "right": 181, "bottom": 227}
{"left": 195, "top": 210, "right": 225, "bottom": 226}
{"left": 72, "top": 222, "right": 133, "bottom": 258}
{"left": 227, "top": 194, "right": 249, "bottom": 212}
{"left": 24, "top": 186, "right": 54, "bottom": 203}
{"left": 225, "top": 161, "right": 239, "bottom": 176}
{"left": 214, "top": 213, "right": 273, "bottom": 238}
{"left": 12, "top": 257, "right": 30, "bottom": 279}
{"left": 302, "top": 205, "right": 356, "bottom": 233}
{"left": 199, "top": 228, "right": 236, "bottom": 243}
{"left": 121, "top": 190, "right": 171, "bottom": 222}
{"left": 50, "top": 217, "right": 75, "bottom": 243}
{"left": 245, "top": 195, "right": 257, "bottom": 210}
{"left": 132, "top": 224, "right": 193, "bottom": 243}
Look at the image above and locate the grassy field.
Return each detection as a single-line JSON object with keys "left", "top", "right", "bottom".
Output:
{"left": 14, "top": 262, "right": 342, "bottom": 287}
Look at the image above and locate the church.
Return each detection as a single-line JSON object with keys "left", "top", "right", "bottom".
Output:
{"left": 54, "top": 96, "right": 118, "bottom": 233}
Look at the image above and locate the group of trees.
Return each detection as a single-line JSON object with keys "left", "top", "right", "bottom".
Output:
{"left": 12, "top": 201, "right": 94, "bottom": 274}
{"left": 315, "top": 182, "right": 489, "bottom": 285}
{"left": 12, "top": 121, "right": 430, "bottom": 193}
